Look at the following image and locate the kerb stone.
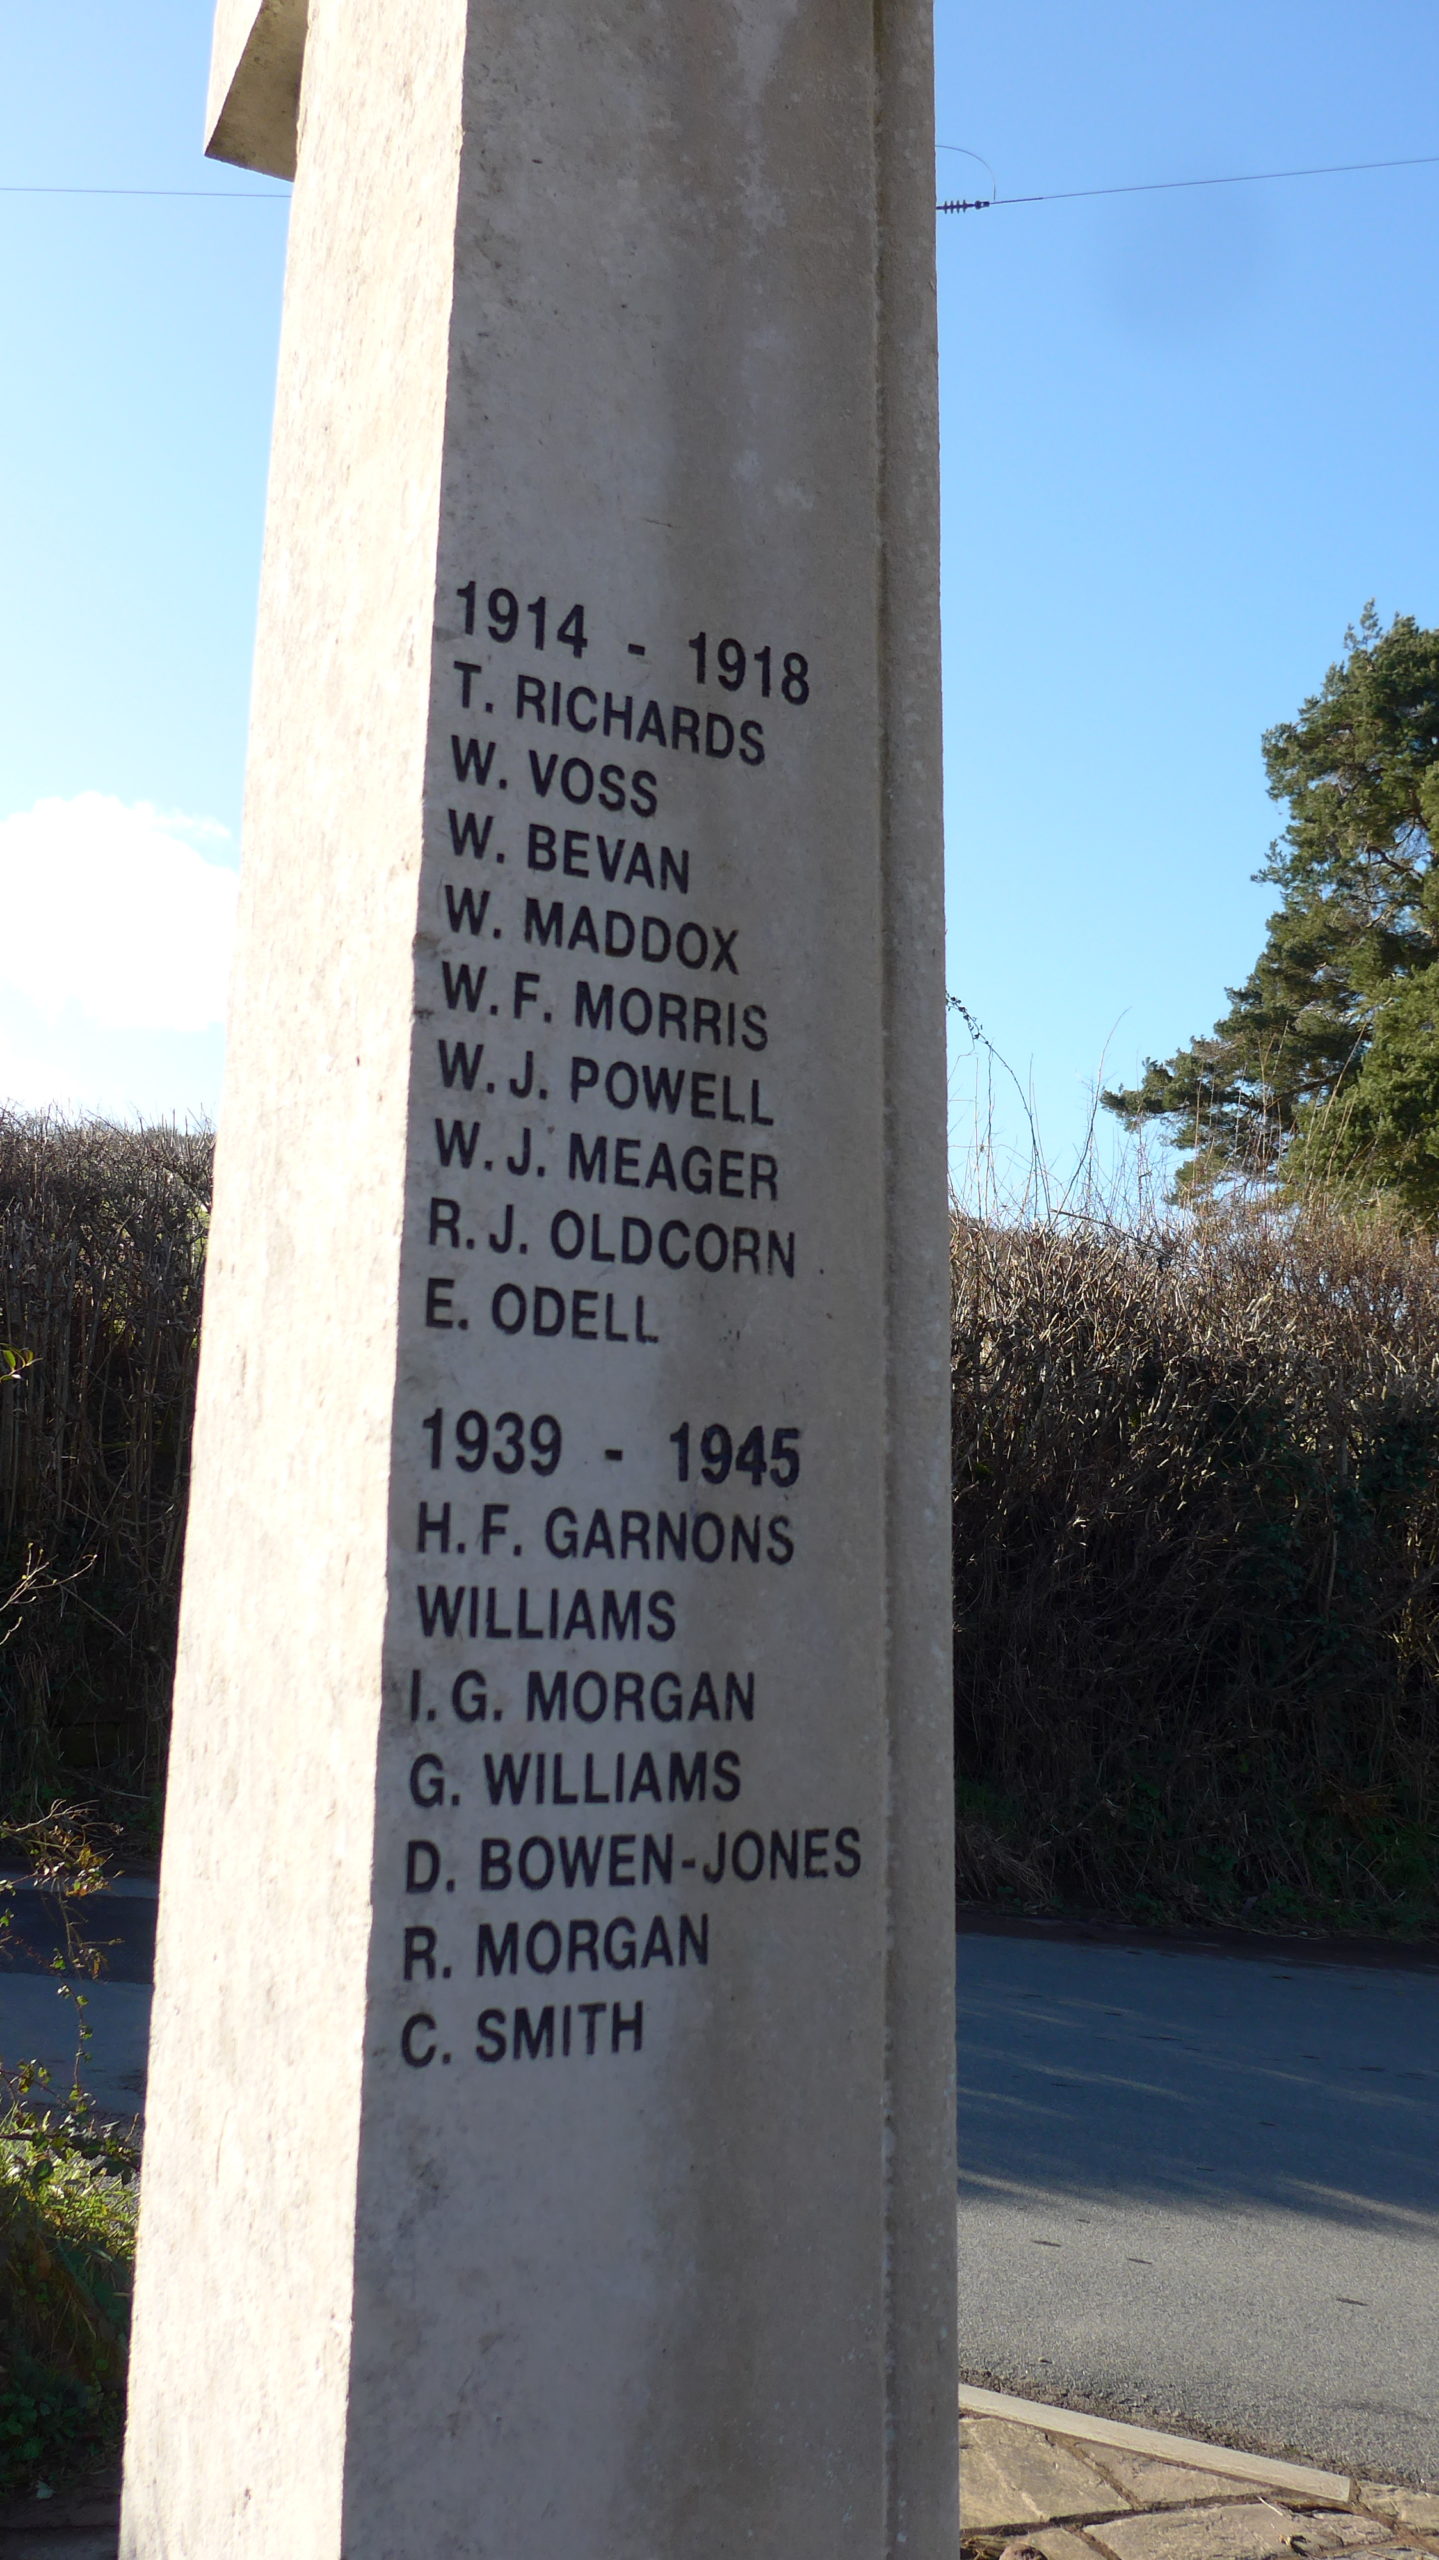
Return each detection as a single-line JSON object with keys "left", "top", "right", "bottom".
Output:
{"left": 1088, "top": 2453, "right": 1298, "bottom": 2512}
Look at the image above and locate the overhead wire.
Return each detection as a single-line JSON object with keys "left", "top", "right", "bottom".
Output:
{"left": 937, "top": 148, "right": 1439, "bottom": 214}
{"left": 2, "top": 151, "right": 1434, "bottom": 215}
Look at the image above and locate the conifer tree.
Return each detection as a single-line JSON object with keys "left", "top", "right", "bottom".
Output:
{"left": 1105, "top": 608, "right": 1439, "bottom": 1216}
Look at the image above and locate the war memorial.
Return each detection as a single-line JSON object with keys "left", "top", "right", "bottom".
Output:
{"left": 121, "top": 0, "right": 957, "bottom": 2549}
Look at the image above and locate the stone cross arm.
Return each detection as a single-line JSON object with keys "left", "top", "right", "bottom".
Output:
{"left": 207, "top": 0, "right": 306, "bottom": 179}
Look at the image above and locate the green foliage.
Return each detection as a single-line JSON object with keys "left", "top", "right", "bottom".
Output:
{"left": 0, "top": 1821, "right": 138, "bottom": 2497}
{"left": 1104, "top": 608, "right": 1439, "bottom": 1216}
{"left": 0, "top": 2126, "right": 136, "bottom": 2494}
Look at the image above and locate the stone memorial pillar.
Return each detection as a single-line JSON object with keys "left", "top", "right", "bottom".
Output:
{"left": 122, "top": 0, "right": 956, "bottom": 2551}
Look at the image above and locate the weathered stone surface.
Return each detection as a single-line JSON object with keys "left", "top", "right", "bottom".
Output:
{"left": 998, "top": 2532, "right": 1103, "bottom": 2560}
{"left": 962, "top": 2419, "right": 1116, "bottom": 2530}
{"left": 204, "top": 0, "right": 306, "bottom": 178}
{"left": 1090, "top": 2507, "right": 1391, "bottom": 2560}
{"left": 121, "top": 0, "right": 953, "bottom": 2555}
{"left": 1268, "top": 2520, "right": 1395, "bottom": 2553}
{"left": 1358, "top": 2548, "right": 1439, "bottom": 2559}
{"left": 1358, "top": 2488, "right": 1439, "bottom": 2533}
{"left": 959, "top": 2393, "right": 1351, "bottom": 2509}
{"left": 1084, "top": 2452, "right": 1295, "bottom": 2512}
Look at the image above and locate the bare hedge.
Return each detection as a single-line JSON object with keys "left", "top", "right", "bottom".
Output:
{"left": 4, "top": 1116, "right": 1437, "bottom": 1928}
{"left": 952, "top": 1204, "right": 1439, "bottom": 1933}
{"left": 0, "top": 1114, "right": 210, "bottom": 1820}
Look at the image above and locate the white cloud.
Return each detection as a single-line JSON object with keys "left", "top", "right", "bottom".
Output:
{"left": 0, "top": 795, "right": 237, "bottom": 1120}
{"left": 0, "top": 794, "right": 237, "bottom": 1033}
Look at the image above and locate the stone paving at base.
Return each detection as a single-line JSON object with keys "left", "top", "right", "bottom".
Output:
{"left": 962, "top": 2413, "right": 1439, "bottom": 2560}
{"left": 2, "top": 2420, "right": 1437, "bottom": 2556}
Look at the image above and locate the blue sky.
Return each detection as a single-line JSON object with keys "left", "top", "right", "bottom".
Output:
{"left": 3, "top": 4, "right": 1438, "bottom": 1190}
{"left": 937, "top": 0, "right": 1439, "bottom": 1198}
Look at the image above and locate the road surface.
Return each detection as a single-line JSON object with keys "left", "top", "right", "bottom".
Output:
{"left": 0, "top": 1879, "right": 152, "bottom": 2121}
{"left": 4, "top": 1887, "right": 1436, "bottom": 2484}
{"left": 959, "top": 1926, "right": 1439, "bottom": 2487}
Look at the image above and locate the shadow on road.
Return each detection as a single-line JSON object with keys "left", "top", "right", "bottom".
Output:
{"left": 960, "top": 1932, "right": 1439, "bottom": 2232}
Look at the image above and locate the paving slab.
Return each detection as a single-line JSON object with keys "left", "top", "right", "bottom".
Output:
{"left": 995, "top": 2533, "right": 1103, "bottom": 2560}
{"left": 1083, "top": 2452, "right": 1295, "bottom": 2511}
{"left": 962, "top": 2417, "right": 1117, "bottom": 2530}
{"left": 1360, "top": 2492, "right": 1439, "bottom": 2535}
{"left": 1088, "top": 2506, "right": 1393, "bottom": 2560}
{"left": 960, "top": 2391, "right": 1439, "bottom": 2560}
{"left": 13, "top": 2409, "right": 1439, "bottom": 2560}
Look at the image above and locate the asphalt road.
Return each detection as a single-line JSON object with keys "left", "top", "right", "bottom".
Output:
{"left": 0, "top": 1878, "right": 157, "bottom": 1983}
{"left": 4, "top": 1891, "right": 1436, "bottom": 2487}
{"left": 0, "top": 1881, "right": 153, "bottom": 2121}
{"left": 0, "top": 1965, "right": 150, "bottom": 2122}
{"left": 959, "top": 1927, "right": 1439, "bottom": 2489}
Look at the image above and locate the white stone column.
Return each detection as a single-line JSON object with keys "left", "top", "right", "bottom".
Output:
{"left": 121, "top": 2, "right": 955, "bottom": 2552}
